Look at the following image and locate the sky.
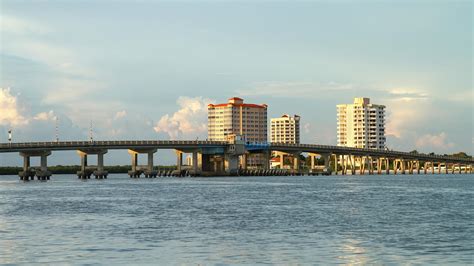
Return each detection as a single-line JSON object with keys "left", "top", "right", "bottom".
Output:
{"left": 0, "top": 0, "right": 472, "bottom": 166}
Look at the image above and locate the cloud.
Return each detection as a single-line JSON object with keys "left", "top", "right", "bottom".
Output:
{"left": 33, "top": 110, "right": 57, "bottom": 121}
{"left": 114, "top": 110, "right": 127, "bottom": 120}
{"left": 236, "top": 81, "right": 356, "bottom": 98}
{"left": 0, "top": 88, "right": 28, "bottom": 126}
{"left": 383, "top": 88, "right": 431, "bottom": 139}
{"left": 0, "top": 15, "right": 50, "bottom": 36}
{"left": 153, "top": 96, "right": 214, "bottom": 139}
{"left": 387, "top": 87, "right": 428, "bottom": 101}
{"left": 2, "top": 15, "right": 107, "bottom": 126}
{"left": 303, "top": 123, "right": 311, "bottom": 134}
{"left": 415, "top": 132, "right": 454, "bottom": 150}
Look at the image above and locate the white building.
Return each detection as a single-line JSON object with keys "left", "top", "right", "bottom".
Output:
{"left": 337, "top": 97, "right": 386, "bottom": 149}
{"left": 270, "top": 114, "right": 300, "bottom": 144}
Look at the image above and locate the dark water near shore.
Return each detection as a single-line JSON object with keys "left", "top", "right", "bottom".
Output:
{"left": 0, "top": 174, "right": 473, "bottom": 264}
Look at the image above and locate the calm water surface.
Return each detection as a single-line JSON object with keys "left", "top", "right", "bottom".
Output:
{"left": 0, "top": 174, "right": 473, "bottom": 265}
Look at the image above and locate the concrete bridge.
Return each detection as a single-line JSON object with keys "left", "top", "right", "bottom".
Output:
{"left": 0, "top": 140, "right": 472, "bottom": 180}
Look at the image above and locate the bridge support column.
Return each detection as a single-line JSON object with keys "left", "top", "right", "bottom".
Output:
{"left": 241, "top": 153, "right": 248, "bottom": 170}
{"left": 333, "top": 154, "right": 338, "bottom": 175}
{"left": 126, "top": 149, "right": 157, "bottom": 178}
{"left": 279, "top": 152, "right": 285, "bottom": 170}
{"left": 77, "top": 149, "right": 108, "bottom": 179}
{"left": 360, "top": 156, "right": 366, "bottom": 175}
{"left": 323, "top": 154, "right": 330, "bottom": 172}
{"left": 79, "top": 152, "right": 89, "bottom": 179}
{"left": 445, "top": 162, "right": 449, "bottom": 174}
{"left": 191, "top": 151, "right": 199, "bottom": 176}
{"left": 19, "top": 151, "right": 52, "bottom": 181}
{"left": 368, "top": 157, "right": 373, "bottom": 175}
{"left": 293, "top": 153, "right": 301, "bottom": 174}
{"left": 131, "top": 152, "right": 138, "bottom": 175}
{"left": 431, "top": 161, "right": 435, "bottom": 174}
{"left": 19, "top": 155, "right": 33, "bottom": 181}
{"left": 416, "top": 161, "right": 420, "bottom": 174}
{"left": 408, "top": 161, "right": 414, "bottom": 175}
{"left": 176, "top": 151, "right": 183, "bottom": 172}
{"left": 348, "top": 155, "right": 354, "bottom": 175}
{"left": 341, "top": 155, "right": 346, "bottom": 175}
{"left": 263, "top": 150, "right": 270, "bottom": 170}
{"left": 225, "top": 154, "right": 240, "bottom": 176}
{"left": 458, "top": 164, "right": 462, "bottom": 174}
{"left": 310, "top": 154, "right": 315, "bottom": 170}
{"left": 377, "top": 158, "right": 382, "bottom": 175}
{"left": 385, "top": 158, "right": 390, "bottom": 175}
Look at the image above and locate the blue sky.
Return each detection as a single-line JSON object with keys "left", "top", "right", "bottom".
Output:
{"left": 0, "top": 0, "right": 472, "bottom": 165}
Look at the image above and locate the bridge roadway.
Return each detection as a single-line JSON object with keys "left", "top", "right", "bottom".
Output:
{"left": 0, "top": 140, "right": 472, "bottom": 180}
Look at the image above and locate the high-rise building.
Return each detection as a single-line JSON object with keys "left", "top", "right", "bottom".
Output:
{"left": 270, "top": 114, "right": 300, "bottom": 144}
{"left": 337, "top": 97, "right": 386, "bottom": 149}
{"left": 208, "top": 97, "right": 268, "bottom": 168}
{"left": 208, "top": 97, "right": 268, "bottom": 142}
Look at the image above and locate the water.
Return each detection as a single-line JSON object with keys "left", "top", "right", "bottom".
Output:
{"left": 0, "top": 174, "right": 473, "bottom": 265}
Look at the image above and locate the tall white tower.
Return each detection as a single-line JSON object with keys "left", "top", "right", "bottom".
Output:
{"left": 337, "top": 97, "right": 386, "bottom": 149}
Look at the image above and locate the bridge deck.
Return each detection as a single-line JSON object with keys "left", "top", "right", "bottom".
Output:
{"left": 0, "top": 141, "right": 472, "bottom": 164}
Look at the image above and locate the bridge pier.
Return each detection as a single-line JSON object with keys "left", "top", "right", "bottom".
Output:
{"left": 293, "top": 153, "right": 300, "bottom": 174}
{"left": 377, "top": 158, "right": 382, "bottom": 175}
{"left": 241, "top": 153, "right": 248, "bottom": 170}
{"left": 77, "top": 149, "right": 108, "bottom": 179}
{"left": 128, "top": 149, "right": 157, "bottom": 178}
{"left": 19, "top": 151, "right": 52, "bottom": 181}
{"left": 368, "top": 157, "right": 374, "bottom": 175}
{"left": 409, "top": 160, "right": 414, "bottom": 175}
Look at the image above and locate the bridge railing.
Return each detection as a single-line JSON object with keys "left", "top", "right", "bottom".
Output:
{"left": 0, "top": 141, "right": 471, "bottom": 163}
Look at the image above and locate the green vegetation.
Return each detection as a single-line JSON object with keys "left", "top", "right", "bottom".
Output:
{"left": 451, "top": 152, "right": 471, "bottom": 158}
{"left": 0, "top": 165, "right": 176, "bottom": 175}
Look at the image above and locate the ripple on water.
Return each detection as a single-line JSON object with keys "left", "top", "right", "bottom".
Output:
{"left": 0, "top": 174, "right": 473, "bottom": 264}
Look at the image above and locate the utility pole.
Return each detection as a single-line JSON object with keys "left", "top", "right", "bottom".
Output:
{"left": 89, "top": 121, "right": 94, "bottom": 143}
{"left": 55, "top": 116, "right": 59, "bottom": 142}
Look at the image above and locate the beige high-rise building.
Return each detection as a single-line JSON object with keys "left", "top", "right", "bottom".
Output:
{"left": 337, "top": 97, "right": 386, "bottom": 149}
{"left": 270, "top": 114, "right": 300, "bottom": 144}
{"left": 208, "top": 97, "right": 268, "bottom": 142}
{"left": 208, "top": 97, "right": 268, "bottom": 168}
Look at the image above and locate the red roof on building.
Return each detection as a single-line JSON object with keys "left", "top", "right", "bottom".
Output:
{"left": 208, "top": 103, "right": 267, "bottom": 109}
{"left": 228, "top": 97, "right": 243, "bottom": 101}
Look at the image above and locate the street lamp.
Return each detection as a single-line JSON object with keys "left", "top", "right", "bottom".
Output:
{"left": 8, "top": 129, "right": 12, "bottom": 146}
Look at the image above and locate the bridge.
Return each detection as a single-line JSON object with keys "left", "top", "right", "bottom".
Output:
{"left": 0, "top": 140, "right": 472, "bottom": 180}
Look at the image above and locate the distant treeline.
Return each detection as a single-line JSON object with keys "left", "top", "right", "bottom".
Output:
{"left": 0, "top": 165, "right": 176, "bottom": 175}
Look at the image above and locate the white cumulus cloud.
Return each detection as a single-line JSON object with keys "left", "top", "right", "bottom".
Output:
{"left": 114, "top": 110, "right": 127, "bottom": 120}
{"left": 33, "top": 110, "right": 57, "bottom": 121}
{"left": 0, "top": 88, "right": 29, "bottom": 126}
{"left": 416, "top": 132, "right": 454, "bottom": 150}
{"left": 153, "top": 96, "right": 214, "bottom": 139}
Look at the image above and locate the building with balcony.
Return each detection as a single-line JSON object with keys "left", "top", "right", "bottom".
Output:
{"left": 208, "top": 97, "right": 268, "bottom": 167}
{"left": 270, "top": 114, "right": 300, "bottom": 144}
{"left": 337, "top": 97, "right": 386, "bottom": 149}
